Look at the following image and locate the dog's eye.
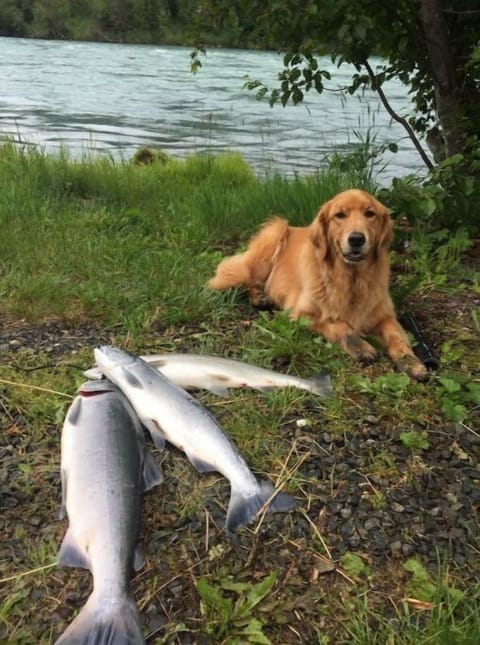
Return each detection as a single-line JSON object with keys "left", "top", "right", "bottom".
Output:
{"left": 334, "top": 211, "right": 347, "bottom": 219}
{"left": 365, "top": 209, "right": 376, "bottom": 218}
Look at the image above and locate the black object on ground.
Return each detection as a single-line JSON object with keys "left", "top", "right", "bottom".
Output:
{"left": 399, "top": 311, "right": 440, "bottom": 370}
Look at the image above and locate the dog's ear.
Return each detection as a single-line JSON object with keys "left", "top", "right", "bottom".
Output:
{"left": 378, "top": 209, "right": 394, "bottom": 250}
{"left": 372, "top": 196, "right": 394, "bottom": 250}
{"left": 310, "top": 201, "right": 331, "bottom": 260}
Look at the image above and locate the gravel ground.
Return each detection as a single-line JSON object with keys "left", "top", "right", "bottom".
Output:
{"left": 0, "top": 291, "right": 479, "bottom": 642}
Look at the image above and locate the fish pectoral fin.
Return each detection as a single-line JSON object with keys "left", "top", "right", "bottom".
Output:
{"left": 252, "top": 384, "right": 274, "bottom": 392}
{"left": 142, "top": 419, "right": 167, "bottom": 450}
{"left": 142, "top": 447, "right": 163, "bottom": 491}
{"left": 121, "top": 366, "right": 144, "bottom": 389}
{"left": 133, "top": 547, "right": 145, "bottom": 571}
{"left": 66, "top": 397, "right": 82, "bottom": 425}
{"left": 186, "top": 451, "right": 217, "bottom": 473}
{"left": 207, "top": 385, "right": 230, "bottom": 397}
{"left": 57, "top": 528, "right": 91, "bottom": 570}
{"left": 59, "top": 468, "right": 68, "bottom": 520}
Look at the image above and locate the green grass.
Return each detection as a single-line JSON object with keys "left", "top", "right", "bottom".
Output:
{"left": 0, "top": 143, "right": 479, "bottom": 644}
{"left": 0, "top": 142, "right": 377, "bottom": 332}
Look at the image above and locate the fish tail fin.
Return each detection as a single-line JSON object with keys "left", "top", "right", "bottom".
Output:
{"left": 306, "top": 372, "right": 333, "bottom": 397}
{"left": 55, "top": 592, "right": 145, "bottom": 645}
{"left": 225, "top": 480, "right": 297, "bottom": 532}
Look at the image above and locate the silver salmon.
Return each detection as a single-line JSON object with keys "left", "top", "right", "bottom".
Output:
{"left": 56, "top": 380, "right": 162, "bottom": 645}
{"left": 84, "top": 352, "right": 332, "bottom": 398}
{"left": 94, "top": 346, "right": 297, "bottom": 531}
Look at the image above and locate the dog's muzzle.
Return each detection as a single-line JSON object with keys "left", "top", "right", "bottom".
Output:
{"left": 343, "top": 232, "right": 368, "bottom": 263}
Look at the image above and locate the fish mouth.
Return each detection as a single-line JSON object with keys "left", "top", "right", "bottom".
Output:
{"left": 342, "top": 251, "right": 367, "bottom": 264}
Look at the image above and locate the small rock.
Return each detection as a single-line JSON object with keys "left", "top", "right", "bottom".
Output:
{"left": 364, "top": 518, "right": 380, "bottom": 531}
{"left": 147, "top": 614, "right": 165, "bottom": 632}
{"left": 391, "top": 502, "right": 405, "bottom": 513}
{"left": 401, "top": 543, "right": 414, "bottom": 556}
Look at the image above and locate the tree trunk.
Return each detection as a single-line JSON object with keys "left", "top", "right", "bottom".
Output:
{"left": 419, "top": 0, "right": 463, "bottom": 157}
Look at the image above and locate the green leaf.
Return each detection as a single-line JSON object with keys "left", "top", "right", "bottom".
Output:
{"left": 466, "top": 382, "right": 480, "bottom": 404}
{"left": 196, "top": 578, "right": 233, "bottom": 622}
{"left": 221, "top": 579, "right": 251, "bottom": 594}
{"left": 403, "top": 558, "right": 429, "bottom": 580}
{"left": 237, "top": 572, "right": 277, "bottom": 616}
{"left": 441, "top": 399, "right": 466, "bottom": 423}
{"left": 399, "top": 431, "right": 430, "bottom": 451}
{"left": 438, "top": 376, "right": 462, "bottom": 394}
{"left": 403, "top": 558, "right": 437, "bottom": 601}
{"left": 341, "top": 552, "right": 368, "bottom": 577}
{"left": 417, "top": 197, "right": 437, "bottom": 217}
{"left": 241, "top": 618, "right": 271, "bottom": 644}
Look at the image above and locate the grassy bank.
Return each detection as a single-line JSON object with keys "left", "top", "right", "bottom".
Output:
{"left": 0, "top": 144, "right": 479, "bottom": 643}
{"left": 0, "top": 143, "right": 378, "bottom": 331}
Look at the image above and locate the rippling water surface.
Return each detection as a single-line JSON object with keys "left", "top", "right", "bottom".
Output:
{"left": 0, "top": 37, "right": 426, "bottom": 180}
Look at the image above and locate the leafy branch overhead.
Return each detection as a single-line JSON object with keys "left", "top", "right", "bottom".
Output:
{"left": 193, "top": 0, "right": 480, "bottom": 191}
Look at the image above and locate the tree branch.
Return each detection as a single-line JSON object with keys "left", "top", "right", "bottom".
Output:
{"left": 362, "top": 59, "right": 434, "bottom": 171}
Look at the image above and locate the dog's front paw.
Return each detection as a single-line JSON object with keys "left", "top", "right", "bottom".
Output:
{"left": 249, "top": 286, "right": 275, "bottom": 310}
{"left": 396, "top": 355, "right": 428, "bottom": 381}
{"left": 344, "top": 335, "right": 379, "bottom": 363}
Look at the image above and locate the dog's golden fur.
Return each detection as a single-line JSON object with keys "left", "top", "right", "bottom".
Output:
{"left": 209, "top": 188, "right": 427, "bottom": 380}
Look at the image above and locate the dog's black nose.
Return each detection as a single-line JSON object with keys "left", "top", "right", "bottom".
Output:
{"left": 348, "top": 232, "right": 366, "bottom": 248}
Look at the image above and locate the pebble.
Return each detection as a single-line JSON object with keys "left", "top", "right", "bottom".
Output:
{"left": 401, "top": 543, "right": 414, "bottom": 556}
{"left": 364, "top": 518, "right": 380, "bottom": 531}
{"left": 1, "top": 315, "right": 480, "bottom": 640}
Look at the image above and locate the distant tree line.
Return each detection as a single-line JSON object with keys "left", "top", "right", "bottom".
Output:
{"left": 0, "top": 0, "right": 249, "bottom": 45}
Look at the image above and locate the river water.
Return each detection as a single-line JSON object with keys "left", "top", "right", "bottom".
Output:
{"left": 0, "top": 36, "right": 426, "bottom": 181}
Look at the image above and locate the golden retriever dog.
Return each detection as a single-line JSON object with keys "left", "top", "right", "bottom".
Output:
{"left": 208, "top": 189, "right": 427, "bottom": 380}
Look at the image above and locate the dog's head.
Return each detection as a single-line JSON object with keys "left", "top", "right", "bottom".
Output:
{"left": 310, "top": 189, "right": 393, "bottom": 264}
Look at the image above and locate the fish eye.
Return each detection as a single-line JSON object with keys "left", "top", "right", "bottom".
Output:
{"left": 365, "top": 209, "right": 376, "bottom": 218}
{"left": 334, "top": 211, "right": 347, "bottom": 219}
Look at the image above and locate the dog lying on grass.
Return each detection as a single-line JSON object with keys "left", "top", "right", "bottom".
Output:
{"left": 209, "top": 189, "right": 427, "bottom": 381}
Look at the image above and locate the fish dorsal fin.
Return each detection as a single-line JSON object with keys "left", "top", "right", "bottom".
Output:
{"left": 142, "top": 448, "right": 163, "bottom": 491}
{"left": 66, "top": 397, "right": 82, "bottom": 425}
{"left": 82, "top": 366, "right": 104, "bottom": 380}
{"left": 133, "top": 547, "right": 144, "bottom": 571}
{"left": 57, "top": 528, "right": 91, "bottom": 571}
{"left": 121, "top": 367, "right": 144, "bottom": 389}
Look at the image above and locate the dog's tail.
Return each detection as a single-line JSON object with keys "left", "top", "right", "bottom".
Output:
{"left": 208, "top": 253, "right": 251, "bottom": 290}
{"left": 209, "top": 217, "right": 289, "bottom": 291}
